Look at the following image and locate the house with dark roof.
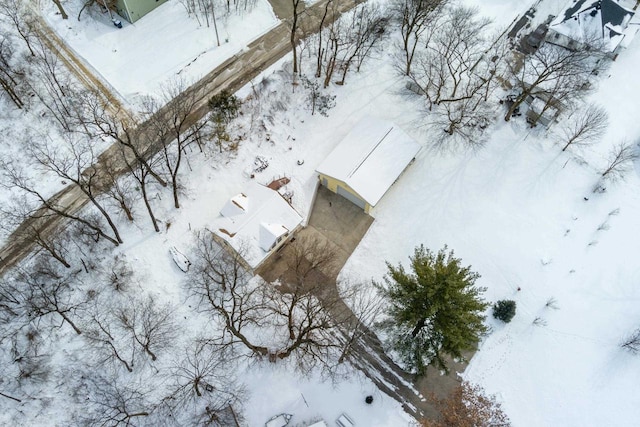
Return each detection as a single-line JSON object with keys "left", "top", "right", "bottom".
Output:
{"left": 546, "top": 0, "right": 640, "bottom": 57}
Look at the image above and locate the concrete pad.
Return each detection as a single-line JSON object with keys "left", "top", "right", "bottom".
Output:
{"left": 308, "top": 185, "right": 374, "bottom": 256}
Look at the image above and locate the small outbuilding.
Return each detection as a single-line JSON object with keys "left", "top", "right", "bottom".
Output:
{"left": 316, "top": 117, "right": 421, "bottom": 213}
{"left": 115, "top": 0, "right": 169, "bottom": 23}
{"left": 212, "top": 181, "right": 303, "bottom": 269}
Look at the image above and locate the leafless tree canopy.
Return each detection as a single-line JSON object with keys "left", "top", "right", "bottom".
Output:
{"left": 393, "top": 0, "right": 446, "bottom": 76}
{"left": 404, "top": 5, "right": 504, "bottom": 145}
{"left": 505, "top": 42, "right": 605, "bottom": 122}
{"left": 186, "top": 232, "right": 365, "bottom": 377}
{"left": 559, "top": 103, "right": 608, "bottom": 151}
{"left": 600, "top": 140, "right": 639, "bottom": 181}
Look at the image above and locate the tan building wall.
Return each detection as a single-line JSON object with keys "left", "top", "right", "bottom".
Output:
{"left": 318, "top": 174, "right": 372, "bottom": 213}
{"left": 115, "top": 0, "right": 169, "bottom": 23}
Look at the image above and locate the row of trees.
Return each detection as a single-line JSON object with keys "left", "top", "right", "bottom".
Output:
{"left": 1, "top": 9, "right": 242, "bottom": 264}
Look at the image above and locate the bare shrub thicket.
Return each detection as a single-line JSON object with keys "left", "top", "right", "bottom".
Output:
{"left": 421, "top": 381, "right": 510, "bottom": 427}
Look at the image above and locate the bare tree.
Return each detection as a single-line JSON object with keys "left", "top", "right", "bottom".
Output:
{"left": 144, "top": 80, "right": 207, "bottom": 208}
{"left": 559, "top": 103, "right": 608, "bottom": 151}
{"left": 291, "top": 0, "right": 303, "bottom": 76}
{"left": 120, "top": 146, "right": 162, "bottom": 232}
{"left": 0, "top": 196, "right": 72, "bottom": 268}
{"left": 621, "top": 328, "right": 640, "bottom": 354}
{"left": 84, "top": 95, "right": 168, "bottom": 187}
{"left": 336, "top": 3, "right": 387, "bottom": 85}
{"left": 0, "top": 157, "right": 121, "bottom": 246}
{"left": 0, "top": 33, "right": 26, "bottom": 109}
{"left": 285, "top": 235, "right": 337, "bottom": 285}
{"left": 393, "top": 0, "right": 443, "bottom": 75}
{"left": 115, "top": 296, "right": 177, "bottom": 362}
{"left": 409, "top": 6, "right": 493, "bottom": 107}
{"left": 6, "top": 258, "right": 87, "bottom": 335}
{"left": 0, "top": 0, "right": 37, "bottom": 56}
{"left": 600, "top": 140, "right": 639, "bottom": 181}
{"left": 83, "top": 302, "right": 136, "bottom": 372}
{"left": 77, "top": 0, "right": 118, "bottom": 21}
{"left": 315, "top": 3, "right": 387, "bottom": 87}
{"left": 102, "top": 154, "right": 137, "bottom": 222}
{"left": 162, "top": 341, "right": 246, "bottom": 425}
{"left": 51, "top": 0, "right": 69, "bottom": 20}
{"left": 187, "top": 231, "right": 363, "bottom": 376}
{"left": 505, "top": 43, "right": 601, "bottom": 121}
{"left": 406, "top": 6, "right": 503, "bottom": 145}
{"left": 83, "top": 375, "right": 152, "bottom": 426}
{"left": 28, "top": 132, "right": 123, "bottom": 244}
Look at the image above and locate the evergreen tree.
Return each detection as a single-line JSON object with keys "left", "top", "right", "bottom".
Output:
{"left": 493, "top": 300, "right": 516, "bottom": 323}
{"left": 377, "top": 245, "right": 488, "bottom": 375}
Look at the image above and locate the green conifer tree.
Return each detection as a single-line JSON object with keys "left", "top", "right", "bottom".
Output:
{"left": 377, "top": 245, "right": 488, "bottom": 375}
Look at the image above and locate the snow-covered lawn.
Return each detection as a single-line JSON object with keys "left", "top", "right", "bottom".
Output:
{"left": 41, "top": 0, "right": 279, "bottom": 103}
{"left": 3, "top": 0, "right": 640, "bottom": 425}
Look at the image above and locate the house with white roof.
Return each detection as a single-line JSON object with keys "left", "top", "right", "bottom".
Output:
{"left": 546, "top": 0, "right": 640, "bottom": 57}
{"left": 316, "top": 117, "right": 421, "bottom": 214}
{"left": 212, "top": 181, "right": 303, "bottom": 269}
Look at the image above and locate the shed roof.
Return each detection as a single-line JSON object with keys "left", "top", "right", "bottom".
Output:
{"left": 316, "top": 117, "right": 421, "bottom": 207}
{"left": 212, "top": 182, "right": 302, "bottom": 268}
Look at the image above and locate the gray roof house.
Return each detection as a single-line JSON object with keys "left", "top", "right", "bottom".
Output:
{"left": 546, "top": 0, "right": 640, "bottom": 57}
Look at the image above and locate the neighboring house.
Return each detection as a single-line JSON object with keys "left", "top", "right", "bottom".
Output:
{"left": 316, "top": 117, "right": 421, "bottom": 214}
{"left": 524, "top": 91, "right": 565, "bottom": 127}
{"left": 546, "top": 0, "right": 640, "bottom": 57}
{"left": 211, "top": 181, "right": 303, "bottom": 269}
{"left": 115, "top": 0, "right": 168, "bottom": 23}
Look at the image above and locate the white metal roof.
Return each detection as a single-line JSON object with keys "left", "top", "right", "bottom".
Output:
{"left": 213, "top": 181, "right": 302, "bottom": 268}
{"left": 316, "top": 117, "right": 421, "bottom": 207}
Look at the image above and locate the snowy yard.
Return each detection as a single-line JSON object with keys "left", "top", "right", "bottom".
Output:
{"left": 41, "top": 0, "right": 279, "bottom": 103}
{"left": 2, "top": 0, "right": 640, "bottom": 425}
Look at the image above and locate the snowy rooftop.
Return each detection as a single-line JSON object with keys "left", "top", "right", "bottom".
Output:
{"left": 316, "top": 117, "right": 421, "bottom": 207}
{"left": 212, "top": 181, "right": 302, "bottom": 268}
{"left": 549, "top": 0, "right": 639, "bottom": 52}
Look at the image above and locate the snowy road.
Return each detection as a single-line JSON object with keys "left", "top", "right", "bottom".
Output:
{"left": 0, "top": 0, "right": 362, "bottom": 276}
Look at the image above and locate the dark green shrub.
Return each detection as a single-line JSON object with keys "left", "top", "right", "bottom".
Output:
{"left": 493, "top": 300, "right": 516, "bottom": 323}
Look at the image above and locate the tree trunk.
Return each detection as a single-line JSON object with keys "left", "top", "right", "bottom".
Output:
{"left": 291, "top": 0, "right": 299, "bottom": 75}
{"left": 59, "top": 311, "right": 82, "bottom": 335}
{"left": 411, "top": 318, "right": 426, "bottom": 338}
{"left": 51, "top": 0, "right": 69, "bottom": 19}
{"left": 140, "top": 179, "right": 160, "bottom": 232}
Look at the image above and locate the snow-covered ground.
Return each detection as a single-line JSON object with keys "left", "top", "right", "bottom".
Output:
{"left": 3, "top": 0, "right": 640, "bottom": 425}
{"left": 41, "top": 0, "right": 279, "bottom": 104}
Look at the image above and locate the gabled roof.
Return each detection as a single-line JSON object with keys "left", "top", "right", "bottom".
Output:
{"left": 549, "top": 0, "right": 638, "bottom": 52}
{"left": 212, "top": 181, "right": 302, "bottom": 268}
{"left": 316, "top": 117, "right": 421, "bottom": 207}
